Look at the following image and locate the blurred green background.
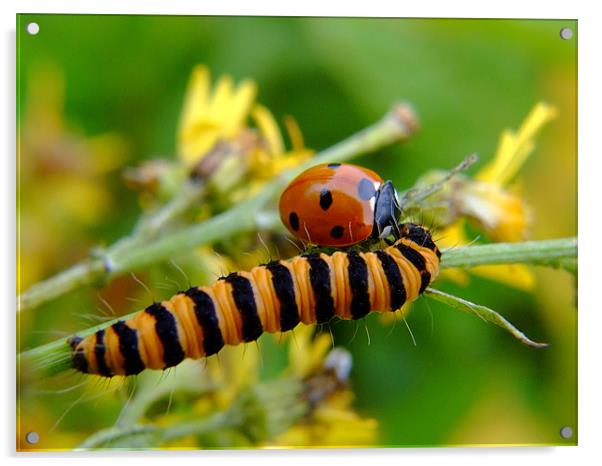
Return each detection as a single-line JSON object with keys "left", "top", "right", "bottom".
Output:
{"left": 17, "top": 15, "right": 577, "bottom": 449}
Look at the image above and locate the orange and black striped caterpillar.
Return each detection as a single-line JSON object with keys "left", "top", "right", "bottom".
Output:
{"left": 69, "top": 223, "right": 440, "bottom": 377}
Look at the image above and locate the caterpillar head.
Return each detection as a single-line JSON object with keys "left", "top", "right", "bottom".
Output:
{"left": 68, "top": 335, "right": 89, "bottom": 374}
{"left": 398, "top": 223, "right": 441, "bottom": 258}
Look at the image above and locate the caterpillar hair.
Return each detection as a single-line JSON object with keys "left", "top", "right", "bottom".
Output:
{"left": 69, "top": 223, "right": 440, "bottom": 377}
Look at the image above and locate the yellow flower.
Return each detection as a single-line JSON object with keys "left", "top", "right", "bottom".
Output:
{"left": 273, "top": 331, "right": 379, "bottom": 447}
{"left": 460, "top": 182, "right": 531, "bottom": 242}
{"left": 287, "top": 324, "right": 333, "bottom": 379}
{"left": 177, "top": 65, "right": 257, "bottom": 165}
{"left": 459, "top": 102, "right": 557, "bottom": 242}
{"left": 274, "top": 403, "right": 378, "bottom": 447}
{"left": 477, "top": 102, "right": 558, "bottom": 185}
{"left": 437, "top": 102, "right": 557, "bottom": 290}
{"left": 177, "top": 65, "right": 313, "bottom": 184}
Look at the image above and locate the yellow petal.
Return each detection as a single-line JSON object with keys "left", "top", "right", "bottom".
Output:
{"left": 177, "top": 66, "right": 258, "bottom": 165}
{"left": 177, "top": 65, "right": 210, "bottom": 143}
{"left": 207, "top": 74, "right": 234, "bottom": 128}
{"left": 227, "top": 79, "right": 257, "bottom": 133}
{"left": 477, "top": 102, "right": 557, "bottom": 185}
{"left": 288, "top": 325, "right": 332, "bottom": 378}
{"left": 283, "top": 115, "right": 306, "bottom": 152}
{"left": 462, "top": 182, "right": 531, "bottom": 242}
{"left": 252, "top": 104, "right": 285, "bottom": 156}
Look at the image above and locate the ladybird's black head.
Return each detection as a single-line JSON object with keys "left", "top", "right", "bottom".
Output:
{"left": 371, "top": 180, "right": 402, "bottom": 240}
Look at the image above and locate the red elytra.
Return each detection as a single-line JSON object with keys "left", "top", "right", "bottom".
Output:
{"left": 279, "top": 163, "right": 389, "bottom": 247}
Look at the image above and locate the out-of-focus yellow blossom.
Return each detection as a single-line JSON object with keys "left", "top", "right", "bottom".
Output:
{"left": 477, "top": 103, "right": 559, "bottom": 186}
{"left": 437, "top": 102, "right": 557, "bottom": 290}
{"left": 204, "top": 343, "right": 261, "bottom": 410}
{"left": 177, "top": 65, "right": 257, "bottom": 165}
{"left": 459, "top": 183, "right": 531, "bottom": 243}
{"left": 457, "top": 102, "right": 557, "bottom": 242}
{"left": 274, "top": 399, "right": 378, "bottom": 448}
{"left": 18, "top": 62, "right": 128, "bottom": 291}
{"left": 176, "top": 65, "right": 313, "bottom": 203}
{"left": 287, "top": 324, "right": 333, "bottom": 378}
{"left": 273, "top": 326, "right": 379, "bottom": 447}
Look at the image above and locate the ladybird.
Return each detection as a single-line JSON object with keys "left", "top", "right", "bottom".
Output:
{"left": 279, "top": 163, "right": 402, "bottom": 247}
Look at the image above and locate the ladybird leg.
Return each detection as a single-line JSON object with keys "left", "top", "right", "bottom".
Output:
{"left": 303, "top": 221, "right": 313, "bottom": 245}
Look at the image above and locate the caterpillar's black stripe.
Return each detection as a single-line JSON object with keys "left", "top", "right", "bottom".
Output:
{"left": 375, "top": 250, "right": 407, "bottom": 310}
{"left": 404, "top": 225, "right": 441, "bottom": 258}
{"left": 94, "top": 329, "right": 112, "bottom": 377}
{"left": 145, "top": 303, "right": 185, "bottom": 368}
{"left": 224, "top": 273, "right": 263, "bottom": 342}
{"left": 396, "top": 244, "right": 431, "bottom": 293}
{"left": 184, "top": 287, "right": 224, "bottom": 356}
{"left": 419, "top": 271, "right": 432, "bottom": 294}
{"left": 111, "top": 321, "right": 145, "bottom": 375}
{"left": 306, "top": 254, "right": 336, "bottom": 323}
{"left": 265, "top": 261, "right": 300, "bottom": 331}
{"left": 347, "top": 251, "right": 371, "bottom": 320}
{"left": 396, "top": 243, "right": 426, "bottom": 271}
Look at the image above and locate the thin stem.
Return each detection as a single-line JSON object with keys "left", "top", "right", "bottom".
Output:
{"left": 399, "top": 153, "right": 478, "bottom": 209}
{"left": 77, "top": 410, "right": 239, "bottom": 449}
{"left": 18, "top": 103, "right": 418, "bottom": 312}
{"left": 440, "top": 237, "right": 577, "bottom": 269}
{"left": 75, "top": 424, "right": 158, "bottom": 450}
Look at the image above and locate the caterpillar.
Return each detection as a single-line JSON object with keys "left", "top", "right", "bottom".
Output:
{"left": 69, "top": 223, "right": 440, "bottom": 377}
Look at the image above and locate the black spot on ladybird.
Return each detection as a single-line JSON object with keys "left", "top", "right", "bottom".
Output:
{"left": 289, "top": 212, "right": 300, "bottom": 231}
{"left": 358, "top": 178, "right": 377, "bottom": 200}
{"left": 319, "top": 189, "right": 333, "bottom": 211}
{"left": 330, "top": 226, "right": 344, "bottom": 239}
{"left": 327, "top": 163, "right": 341, "bottom": 169}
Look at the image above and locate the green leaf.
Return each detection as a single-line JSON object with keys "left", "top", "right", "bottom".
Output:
{"left": 424, "top": 287, "right": 548, "bottom": 348}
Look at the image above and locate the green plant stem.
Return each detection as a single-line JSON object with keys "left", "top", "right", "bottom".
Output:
{"left": 441, "top": 237, "right": 577, "bottom": 269}
{"left": 75, "top": 424, "right": 158, "bottom": 450}
{"left": 19, "top": 236, "right": 577, "bottom": 379}
{"left": 18, "top": 103, "right": 418, "bottom": 312}
{"left": 76, "top": 410, "right": 238, "bottom": 449}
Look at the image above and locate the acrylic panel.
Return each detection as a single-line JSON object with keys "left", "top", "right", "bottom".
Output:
{"left": 16, "top": 15, "right": 577, "bottom": 451}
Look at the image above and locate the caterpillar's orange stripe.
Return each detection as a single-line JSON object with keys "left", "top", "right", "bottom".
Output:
{"left": 70, "top": 223, "right": 441, "bottom": 377}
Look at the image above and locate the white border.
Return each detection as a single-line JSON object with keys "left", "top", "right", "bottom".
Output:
{"left": 3, "top": 0, "right": 585, "bottom": 18}
{"left": 3, "top": 1, "right": 600, "bottom": 465}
